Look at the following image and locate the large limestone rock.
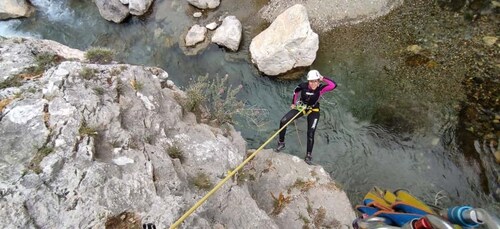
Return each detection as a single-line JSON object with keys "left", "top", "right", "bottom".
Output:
{"left": 0, "top": 0, "right": 35, "bottom": 20}
{"left": 187, "top": 0, "right": 220, "bottom": 9}
{"left": 211, "top": 16, "right": 242, "bottom": 51}
{"left": 247, "top": 151, "right": 356, "bottom": 228}
{"left": 0, "top": 37, "right": 355, "bottom": 228}
{"left": 250, "top": 4, "right": 318, "bottom": 76}
{"left": 185, "top": 24, "right": 207, "bottom": 47}
{"left": 95, "top": 0, "right": 130, "bottom": 23}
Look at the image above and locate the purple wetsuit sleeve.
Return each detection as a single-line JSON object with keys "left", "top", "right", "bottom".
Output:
{"left": 292, "top": 85, "right": 301, "bottom": 104}
{"left": 319, "top": 77, "right": 336, "bottom": 97}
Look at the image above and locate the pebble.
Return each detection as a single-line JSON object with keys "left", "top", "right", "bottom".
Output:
{"left": 407, "top": 45, "right": 422, "bottom": 54}
{"left": 206, "top": 22, "right": 218, "bottom": 30}
{"left": 482, "top": 36, "right": 497, "bottom": 46}
{"left": 193, "top": 12, "right": 202, "bottom": 18}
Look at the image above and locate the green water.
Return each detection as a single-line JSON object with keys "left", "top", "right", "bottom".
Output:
{"left": 1, "top": 0, "right": 497, "bottom": 213}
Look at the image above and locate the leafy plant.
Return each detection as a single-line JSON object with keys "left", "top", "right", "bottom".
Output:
{"left": 85, "top": 47, "right": 114, "bottom": 64}
{"left": 184, "top": 76, "right": 208, "bottom": 113}
{"left": 184, "top": 74, "right": 246, "bottom": 125}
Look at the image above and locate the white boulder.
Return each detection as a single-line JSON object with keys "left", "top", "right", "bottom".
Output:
{"left": 211, "top": 16, "right": 242, "bottom": 51}
{"left": 185, "top": 24, "right": 207, "bottom": 47}
{"left": 187, "top": 0, "right": 220, "bottom": 9}
{"left": 0, "top": 0, "right": 35, "bottom": 20}
{"left": 249, "top": 4, "right": 318, "bottom": 76}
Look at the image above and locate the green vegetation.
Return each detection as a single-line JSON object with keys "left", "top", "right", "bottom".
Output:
{"left": 109, "top": 68, "right": 121, "bottom": 76}
{"left": 85, "top": 47, "right": 114, "bottom": 64}
{"left": 184, "top": 74, "right": 246, "bottom": 125}
{"left": 166, "top": 144, "right": 184, "bottom": 162}
{"left": 15, "top": 52, "right": 61, "bottom": 80}
{"left": 289, "top": 179, "right": 315, "bottom": 193}
{"left": 0, "top": 76, "right": 22, "bottom": 89}
{"left": 192, "top": 172, "right": 212, "bottom": 190}
{"left": 28, "top": 145, "right": 54, "bottom": 174}
{"left": 80, "top": 67, "right": 98, "bottom": 80}
{"left": 299, "top": 214, "right": 310, "bottom": 225}
{"left": 130, "top": 79, "right": 143, "bottom": 91}
{"left": 313, "top": 207, "right": 326, "bottom": 228}
{"left": 78, "top": 122, "right": 98, "bottom": 137}
{"left": 93, "top": 87, "right": 105, "bottom": 95}
{"left": 271, "top": 192, "right": 291, "bottom": 215}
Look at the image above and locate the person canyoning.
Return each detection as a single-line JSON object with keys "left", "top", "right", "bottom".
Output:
{"left": 274, "top": 69, "right": 337, "bottom": 164}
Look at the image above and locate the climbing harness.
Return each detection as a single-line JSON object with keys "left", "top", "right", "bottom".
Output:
{"left": 295, "top": 101, "right": 319, "bottom": 115}
{"left": 169, "top": 105, "right": 308, "bottom": 229}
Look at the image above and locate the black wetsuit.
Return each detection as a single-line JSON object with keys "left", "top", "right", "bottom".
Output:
{"left": 278, "top": 77, "right": 336, "bottom": 154}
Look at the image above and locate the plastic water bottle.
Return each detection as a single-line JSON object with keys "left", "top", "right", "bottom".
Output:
{"left": 440, "top": 206, "right": 480, "bottom": 228}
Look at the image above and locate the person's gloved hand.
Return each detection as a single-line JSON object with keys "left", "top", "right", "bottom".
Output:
{"left": 290, "top": 104, "right": 296, "bottom": 109}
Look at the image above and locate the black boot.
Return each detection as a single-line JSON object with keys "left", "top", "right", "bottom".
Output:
{"left": 274, "top": 141, "right": 285, "bottom": 152}
{"left": 304, "top": 152, "right": 312, "bottom": 165}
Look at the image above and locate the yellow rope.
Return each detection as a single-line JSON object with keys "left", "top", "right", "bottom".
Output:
{"left": 169, "top": 109, "right": 304, "bottom": 229}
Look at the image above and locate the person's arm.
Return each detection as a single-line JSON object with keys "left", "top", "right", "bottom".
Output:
{"left": 291, "top": 84, "right": 302, "bottom": 109}
{"left": 319, "top": 76, "right": 336, "bottom": 96}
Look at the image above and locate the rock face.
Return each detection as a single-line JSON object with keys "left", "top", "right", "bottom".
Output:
{"left": 0, "top": 37, "right": 355, "bottom": 228}
{"left": 247, "top": 151, "right": 356, "bottom": 228}
{"left": 211, "top": 16, "right": 242, "bottom": 51}
{"left": 250, "top": 4, "right": 318, "bottom": 76}
{"left": 0, "top": 0, "right": 35, "bottom": 20}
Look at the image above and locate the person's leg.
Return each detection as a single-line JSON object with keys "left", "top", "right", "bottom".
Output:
{"left": 276, "top": 109, "right": 302, "bottom": 151}
{"left": 305, "top": 111, "right": 320, "bottom": 163}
